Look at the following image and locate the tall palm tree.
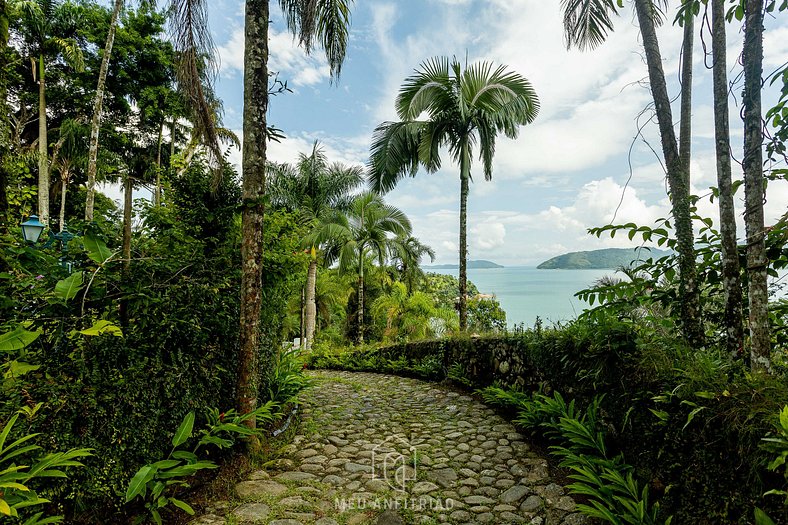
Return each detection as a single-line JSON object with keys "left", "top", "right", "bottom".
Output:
{"left": 18, "top": 0, "right": 85, "bottom": 227}
{"left": 742, "top": 0, "right": 771, "bottom": 372}
{"left": 710, "top": 0, "right": 743, "bottom": 357}
{"left": 560, "top": 0, "right": 704, "bottom": 346}
{"left": 308, "top": 192, "right": 411, "bottom": 343}
{"left": 368, "top": 56, "right": 539, "bottom": 331}
{"left": 268, "top": 141, "right": 363, "bottom": 349}
{"left": 389, "top": 233, "right": 435, "bottom": 295}
{"left": 169, "top": 0, "right": 352, "bottom": 430}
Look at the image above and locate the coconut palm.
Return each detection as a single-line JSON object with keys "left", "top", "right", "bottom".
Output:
{"left": 389, "top": 233, "right": 435, "bottom": 295}
{"left": 368, "top": 56, "right": 538, "bottom": 331}
{"left": 308, "top": 192, "right": 411, "bottom": 343}
{"left": 169, "top": 0, "right": 353, "bottom": 428}
{"left": 560, "top": 0, "right": 703, "bottom": 347}
{"left": 17, "top": 0, "right": 85, "bottom": 227}
{"left": 268, "top": 141, "right": 363, "bottom": 349}
{"left": 742, "top": 0, "right": 771, "bottom": 372}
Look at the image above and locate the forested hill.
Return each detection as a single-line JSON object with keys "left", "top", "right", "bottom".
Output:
{"left": 426, "top": 259, "right": 504, "bottom": 269}
{"left": 537, "top": 248, "right": 670, "bottom": 269}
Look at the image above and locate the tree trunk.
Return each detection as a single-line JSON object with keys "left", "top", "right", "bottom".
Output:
{"left": 678, "top": 2, "right": 694, "bottom": 175}
{"left": 304, "top": 257, "right": 317, "bottom": 349}
{"left": 0, "top": 0, "right": 9, "bottom": 229}
{"left": 238, "top": 0, "right": 269, "bottom": 435}
{"left": 37, "top": 54, "right": 49, "bottom": 227}
{"left": 59, "top": 171, "right": 67, "bottom": 232}
{"left": 120, "top": 173, "right": 132, "bottom": 327}
{"left": 711, "top": 0, "right": 744, "bottom": 358}
{"left": 155, "top": 118, "right": 164, "bottom": 206}
{"left": 299, "top": 286, "right": 305, "bottom": 346}
{"left": 85, "top": 0, "right": 122, "bottom": 221}
{"left": 633, "top": 0, "right": 703, "bottom": 346}
{"left": 742, "top": 0, "right": 771, "bottom": 373}
{"left": 357, "top": 256, "right": 365, "bottom": 344}
{"left": 458, "top": 140, "right": 470, "bottom": 332}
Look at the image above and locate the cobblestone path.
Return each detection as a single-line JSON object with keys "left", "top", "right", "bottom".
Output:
{"left": 191, "top": 371, "right": 588, "bottom": 525}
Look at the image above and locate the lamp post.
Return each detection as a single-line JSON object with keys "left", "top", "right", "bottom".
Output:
{"left": 20, "top": 215, "right": 78, "bottom": 272}
{"left": 20, "top": 215, "right": 45, "bottom": 243}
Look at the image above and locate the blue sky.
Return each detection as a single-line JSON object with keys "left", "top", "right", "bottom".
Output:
{"left": 204, "top": 0, "right": 788, "bottom": 266}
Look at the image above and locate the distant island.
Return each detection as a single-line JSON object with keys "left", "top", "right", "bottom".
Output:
{"left": 427, "top": 259, "right": 504, "bottom": 270}
{"left": 537, "top": 248, "right": 670, "bottom": 269}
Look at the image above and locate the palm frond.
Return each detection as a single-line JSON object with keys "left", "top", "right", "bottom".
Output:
{"left": 367, "top": 120, "right": 425, "bottom": 193}
{"left": 560, "top": 0, "right": 619, "bottom": 51}
{"left": 168, "top": 0, "right": 224, "bottom": 180}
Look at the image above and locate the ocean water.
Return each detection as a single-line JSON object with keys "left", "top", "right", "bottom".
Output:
{"left": 428, "top": 266, "right": 618, "bottom": 328}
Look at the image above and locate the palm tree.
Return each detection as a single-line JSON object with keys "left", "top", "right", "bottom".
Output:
{"left": 560, "top": 0, "right": 703, "bottom": 347}
{"left": 84, "top": 0, "right": 123, "bottom": 221}
{"left": 169, "top": 0, "right": 353, "bottom": 430}
{"left": 308, "top": 192, "right": 411, "bottom": 343}
{"left": 742, "top": 0, "right": 771, "bottom": 372}
{"left": 710, "top": 0, "right": 743, "bottom": 357}
{"left": 389, "top": 233, "right": 435, "bottom": 295}
{"left": 268, "top": 141, "right": 363, "bottom": 349}
{"left": 18, "top": 0, "right": 85, "bottom": 227}
{"left": 50, "top": 118, "right": 87, "bottom": 232}
{"left": 372, "top": 281, "right": 438, "bottom": 341}
{"left": 368, "top": 56, "right": 539, "bottom": 331}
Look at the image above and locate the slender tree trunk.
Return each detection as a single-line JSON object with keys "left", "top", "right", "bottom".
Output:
{"left": 85, "top": 0, "right": 123, "bottom": 221}
{"left": 120, "top": 173, "right": 132, "bottom": 326}
{"left": 458, "top": 141, "right": 470, "bottom": 332}
{"left": 633, "top": 0, "right": 703, "bottom": 346}
{"left": 742, "top": 0, "right": 771, "bottom": 373}
{"left": 37, "top": 54, "right": 49, "bottom": 227}
{"left": 59, "top": 172, "right": 67, "bottom": 232}
{"left": 155, "top": 118, "right": 164, "bottom": 206}
{"left": 238, "top": 0, "right": 269, "bottom": 434}
{"left": 169, "top": 118, "right": 176, "bottom": 167}
{"left": 357, "top": 255, "right": 365, "bottom": 343}
{"left": 679, "top": 2, "right": 694, "bottom": 175}
{"left": 299, "top": 286, "right": 305, "bottom": 346}
{"left": 304, "top": 257, "right": 317, "bottom": 349}
{"left": 0, "top": 0, "right": 9, "bottom": 230}
{"left": 712, "top": 0, "right": 744, "bottom": 358}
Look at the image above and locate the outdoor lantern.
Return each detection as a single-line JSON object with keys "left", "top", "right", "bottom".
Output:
{"left": 21, "top": 215, "right": 45, "bottom": 244}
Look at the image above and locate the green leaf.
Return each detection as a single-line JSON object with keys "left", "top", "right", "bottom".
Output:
{"left": 77, "top": 320, "right": 123, "bottom": 338}
{"left": 170, "top": 498, "right": 195, "bottom": 515}
{"left": 4, "top": 361, "right": 41, "bottom": 380}
{"left": 82, "top": 234, "right": 113, "bottom": 264}
{"left": 125, "top": 466, "right": 155, "bottom": 502}
{"left": 0, "top": 326, "right": 42, "bottom": 352}
{"left": 172, "top": 412, "right": 195, "bottom": 448}
{"left": 755, "top": 507, "right": 777, "bottom": 525}
{"left": 683, "top": 406, "right": 706, "bottom": 430}
{"left": 54, "top": 272, "right": 84, "bottom": 301}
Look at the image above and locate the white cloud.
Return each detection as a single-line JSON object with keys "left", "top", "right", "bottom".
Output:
{"left": 216, "top": 27, "right": 331, "bottom": 86}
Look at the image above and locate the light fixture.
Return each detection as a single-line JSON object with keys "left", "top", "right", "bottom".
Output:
{"left": 21, "top": 215, "right": 45, "bottom": 244}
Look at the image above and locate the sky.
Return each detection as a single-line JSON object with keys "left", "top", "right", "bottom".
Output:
{"left": 198, "top": 0, "right": 788, "bottom": 267}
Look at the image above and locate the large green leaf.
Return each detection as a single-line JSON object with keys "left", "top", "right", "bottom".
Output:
{"left": 125, "top": 465, "right": 154, "bottom": 502}
{"left": 54, "top": 272, "right": 83, "bottom": 301}
{"left": 172, "top": 412, "right": 195, "bottom": 448}
{"left": 0, "top": 326, "right": 42, "bottom": 352}
{"left": 77, "top": 320, "right": 123, "bottom": 338}
{"left": 4, "top": 361, "right": 41, "bottom": 380}
{"left": 82, "top": 234, "right": 113, "bottom": 264}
